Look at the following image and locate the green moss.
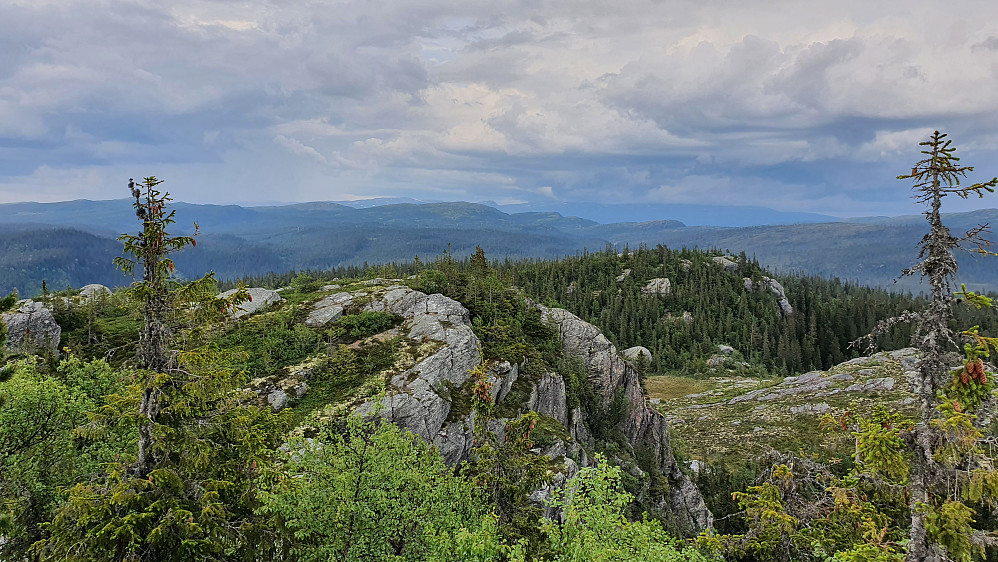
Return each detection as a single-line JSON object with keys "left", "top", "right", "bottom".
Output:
{"left": 445, "top": 377, "right": 477, "bottom": 423}
{"left": 531, "top": 414, "right": 571, "bottom": 449}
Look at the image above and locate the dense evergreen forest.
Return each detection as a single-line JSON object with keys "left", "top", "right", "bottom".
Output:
{"left": 502, "top": 246, "right": 997, "bottom": 376}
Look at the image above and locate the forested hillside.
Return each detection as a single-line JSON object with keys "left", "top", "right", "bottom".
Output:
{"left": 2, "top": 198, "right": 998, "bottom": 297}
{"left": 506, "top": 247, "right": 996, "bottom": 376}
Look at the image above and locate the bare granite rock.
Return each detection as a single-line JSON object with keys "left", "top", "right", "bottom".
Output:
{"left": 305, "top": 292, "right": 353, "bottom": 327}
{"left": 357, "top": 287, "right": 484, "bottom": 465}
{"left": 711, "top": 256, "right": 739, "bottom": 271}
{"left": 528, "top": 372, "right": 568, "bottom": 426}
{"left": 79, "top": 284, "right": 111, "bottom": 301}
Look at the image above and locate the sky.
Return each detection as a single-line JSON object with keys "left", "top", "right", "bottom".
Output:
{"left": 1, "top": 0, "right": 997, "bottom": 217}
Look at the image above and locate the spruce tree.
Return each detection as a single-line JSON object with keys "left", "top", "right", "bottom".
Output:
{"left": 883, "top": 132, "right": 997, "bottom": 561}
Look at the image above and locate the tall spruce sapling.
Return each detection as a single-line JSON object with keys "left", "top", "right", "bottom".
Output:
{"left": 860, "top": 131, "right": 998, "bottom": 562}
{"left": 37, "top": 178, "right": 282, "bottom": 562}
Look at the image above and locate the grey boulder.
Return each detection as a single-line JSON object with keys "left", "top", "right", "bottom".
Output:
{"left": 623, "top": 346, "right": 652, "bottom": 363}
{"left": 219, "top": 287, "right": 282, "bottom": 319}
{"left": 2, "top": 300, "right": 61, "bottom": 355}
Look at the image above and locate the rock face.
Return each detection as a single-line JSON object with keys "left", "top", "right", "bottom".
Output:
{"left": 343, "top": 286, "right": 711, "bottom": 534}
{"left": 538, "top": 305, "right": 713, "bottom": 534}
{"left": 623, "top": 346, "right": 652, "bottom": 363}
{"left": 2, "top": 300, "right": 61, "bottom": 355}
{"left": 219, "top": 287, "right": 282, "bottom": 319}
{"left": 762, "top": 277, "right": 793, "bottom": 317}
{"left": 615, "top": 269, "right": 632, "bottom": 282}
{"left": 641, "top": 278, "right": 671, "bottom": 296}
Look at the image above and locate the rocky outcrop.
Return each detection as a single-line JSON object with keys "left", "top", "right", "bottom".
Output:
{"left": 763, "top": 277, "right": 793, "bottom": 317}
{"left": 2, "top": 300, "right": 61, "bottom": 355}
{"left": 538, "top": 305, "right": 713, "bottom": 534}
{"left": 743, "top": 276, "right": 793, "bottom": 317}
{"left": 220, "top": 287, "right": 282, "bottom": 319}
{"left": 286, "top": 284, "right": 711, "bottom": 534}
{"left": 711, "top": 256, "right": 739, "bottom": 272}
{"left": 641, "top": 278, "right": 671, "bottom": 296}
{"left": 623, "top": 346, "right": 652, "bottom": 363}
{"left": 615, "top": 269, "right": 632, "bottom": 282}
{"left": 305, "top": 292, "right": 353, "bottom": 327}
{"left": 357, "top": 287, "right": 485, "bottom": 465}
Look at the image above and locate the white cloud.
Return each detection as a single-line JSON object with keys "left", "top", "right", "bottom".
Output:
{"left": 0, "top": 0, "right": 996, "bottom": 214}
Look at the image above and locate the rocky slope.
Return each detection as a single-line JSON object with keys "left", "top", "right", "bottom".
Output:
{"left": 237, "top": 280, "right": 714, "bottom": 534}
{"left": 647, "top": 348, "right": 923, "bottom": 467}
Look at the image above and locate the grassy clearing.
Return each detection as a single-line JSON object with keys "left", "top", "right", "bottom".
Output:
{"left": 644, "top": 375, "right": 712, "bottom": 401}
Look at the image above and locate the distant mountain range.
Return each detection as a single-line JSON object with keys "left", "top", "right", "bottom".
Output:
{"left": 327, "top": 197, "right": 840, "bottom": 226}
{"left": 0, "top": 198, "right": 993, "bottom": 296}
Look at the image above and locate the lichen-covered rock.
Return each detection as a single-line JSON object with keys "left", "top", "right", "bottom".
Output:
{"left": 219, "top": 287, "right": 282, "bottom": 319}
{"left": 2, "top": 300, "right": 61, "bottom": 355}
{"left": 615, "top": 269, "right": 632, "bottom": 282}
{"left": 305, "top": 304, "right": 343, "bottom": 328}
{"left": 268, "top": 389, "right": 290, "bottom": 412}
{"left": 538, "top": 305, "right": 713, "bottom": 534}
{"left": 641, "top": 278, "right": 671, "bottom": 296}
{"left": 623, "top": 346, "right": 652, "bottom": 363}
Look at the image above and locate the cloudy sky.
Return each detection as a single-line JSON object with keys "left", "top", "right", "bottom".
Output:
{"left": 1, "top": 0, "right": 997, "bottom": 217}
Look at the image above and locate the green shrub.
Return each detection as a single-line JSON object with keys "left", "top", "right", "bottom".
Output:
{"left": 335, "top": 311, "right": 398, "bottom": 339}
